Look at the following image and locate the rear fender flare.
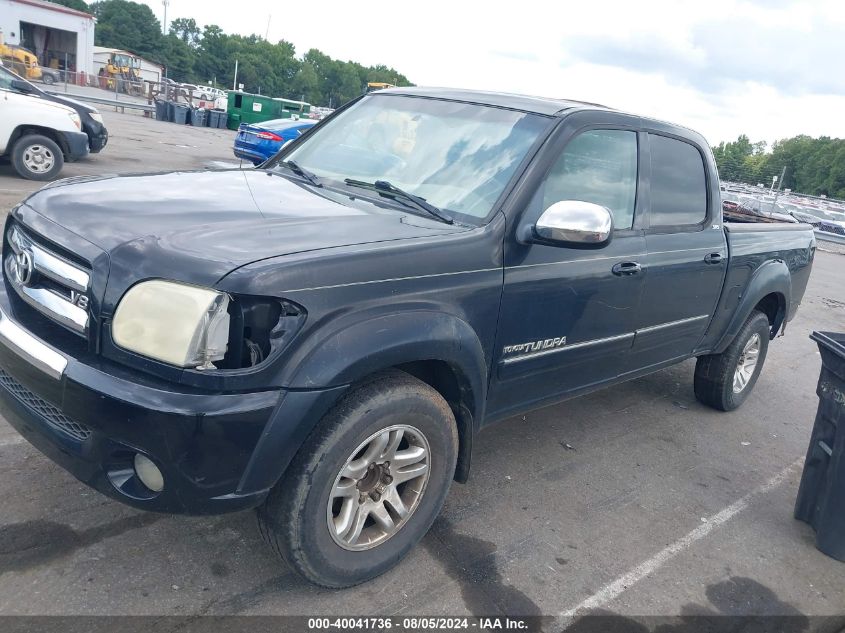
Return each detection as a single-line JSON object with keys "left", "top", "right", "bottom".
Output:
{"left": 713, "top": 260, "right": 790, "bottom": 353}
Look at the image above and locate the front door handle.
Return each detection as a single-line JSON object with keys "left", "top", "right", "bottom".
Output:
{"left": 704, "top": 252, "right": 724, "bottom": 264}
{"left": 612, "top": 261, "right": 642, "bottom": 276}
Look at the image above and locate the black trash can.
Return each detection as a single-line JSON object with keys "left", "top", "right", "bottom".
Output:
{"left": 154, "top": 99, "right": 168, "bottom": 121}
{"left": 172, "top": 104, "right": 189, "bottom": 125}
{"left": 191, "top": 108, "right": 208, "bottom": 127}
{"left": 795, "top": 331, "right": 845, "bottom": 562}
{"left": 208, "top": 110, "right": 226, "bottom": 129}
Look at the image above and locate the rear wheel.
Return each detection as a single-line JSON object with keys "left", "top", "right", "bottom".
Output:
{"left": 257, "top": 370, "right": 458, "bottom": 587}
{"left": 11, "top": 134, "right": 64, "bottom": 181}
{"left": 694, "top": 310, "right": 771, "bottom": 411}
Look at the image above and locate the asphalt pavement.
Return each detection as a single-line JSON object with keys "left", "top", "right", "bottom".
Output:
{"left": 0, "top": 110, "right": 843, "bottom": 628}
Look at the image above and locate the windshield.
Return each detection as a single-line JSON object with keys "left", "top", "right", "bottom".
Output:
{"left": 0, "top": 64, "right": 37, "bottom": 93}
{"left": 280, "top": 94, "right": 551, "bottom": 222}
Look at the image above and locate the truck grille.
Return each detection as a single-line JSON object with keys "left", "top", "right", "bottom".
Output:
{"left": 0, "top": 368, "right": 91, "bottom": 442}
{"left": 4, "top": 226, "right": 91, "bottom": 337}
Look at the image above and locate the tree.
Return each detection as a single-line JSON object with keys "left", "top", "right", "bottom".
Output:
{"left": 714, "top": 134, "right": 845, "bottom": 198}
{"left": 91, "top": 0, "right": 163, "bottom": 62}
{"left": 160, "top": 34, "right": 195, "bottom": 82}
{"left": 169, "top": 18, "right": 201, "bottom": 48}
{"left": 90, "top": 2, "right": 415, "bottom": 107}
{"left": 51, "top": 0, "right": 91, "bottom": 12}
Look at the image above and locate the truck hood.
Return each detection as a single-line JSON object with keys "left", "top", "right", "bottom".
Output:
{"left": 21, "top": 169, "right": 464, "bottom": 291}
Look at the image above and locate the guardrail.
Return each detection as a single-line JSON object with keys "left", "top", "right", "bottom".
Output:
{"left": 815, "top": 231, "right": 845, "bottom": 245}
{"left": 45, "top": 90, "right": 155, "bottom": 114}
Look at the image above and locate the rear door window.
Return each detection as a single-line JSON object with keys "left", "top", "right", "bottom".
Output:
{"left": 649, "top": 134, "right": 708, "bottom": 227}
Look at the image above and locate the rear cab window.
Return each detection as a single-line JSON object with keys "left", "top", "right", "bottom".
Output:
{"left": 648, "top": 134, "right": 708, "bottom": 228}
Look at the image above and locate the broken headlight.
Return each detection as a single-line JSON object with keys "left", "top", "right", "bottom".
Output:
{"left": 112, "top": 280, "right": 230, "bottom": 369}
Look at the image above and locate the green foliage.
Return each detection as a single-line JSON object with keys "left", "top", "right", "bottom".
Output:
{"left": 169, "top": 18, "right": 201, "bottom": 48}
{"left": 713, "top": 134, "right": 845, "bottom": 199}
{"left": 91, "top": 0, "right": 164, "bottom": 62}
{"left": 50, "top": 0, "right": 91, "bottom": 12}
{"left": 90, "top": 0, "right": 413, "bottom": 105}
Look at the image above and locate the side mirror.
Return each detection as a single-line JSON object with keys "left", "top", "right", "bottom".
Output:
{"left": 10, "top": 79, "right": 34, "bottom": 94}
{"left": 532, "top": 200, "right": 614, "bottom": 247}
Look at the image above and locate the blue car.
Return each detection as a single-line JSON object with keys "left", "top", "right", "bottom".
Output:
{"left": 233, "top": 118, "right": 317, "bottom": 165}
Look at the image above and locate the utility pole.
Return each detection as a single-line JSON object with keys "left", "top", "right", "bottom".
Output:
{"left": 162, "top": 0, "right": 169, "bottom": 35}
{"left": 265, "top": 15, "right": 272, "bottom": 40}
{"left": 232, "top": 59, "right": 238, "bottom": 91}
{"left": 777, "top": 166, "right": 786, "bottom": 191}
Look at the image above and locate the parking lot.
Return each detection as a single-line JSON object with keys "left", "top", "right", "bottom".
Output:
{"left": 0, "top": 109, "right": 844, "bottom": 628}
{"left": 0, "top": 109, "right": 239, "bottom": 212}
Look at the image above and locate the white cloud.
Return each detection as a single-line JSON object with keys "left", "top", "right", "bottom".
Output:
{"left": 142, "top": 0, "right": 845, "bottom": 144}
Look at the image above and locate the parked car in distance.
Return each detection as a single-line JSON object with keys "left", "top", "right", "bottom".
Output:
{"left": 1, "top": 64, "right": 108, "bottom": 153}
{"left": 234, "top": 118, "right": 317, "bottom": 164}
{"left": 0, "top": 87, "right": 815, "bottom": 588}
{"left": 722, "top": 191, "right": 798, "bottom": 224}
{"left": 200, "top": 86, "right": 226, "bottom": 101}
{"left": 38, "top": 66, "right": 62, "bottom": 85}
{"left": 0, "top": 70, "right": 88, "bottom": 179}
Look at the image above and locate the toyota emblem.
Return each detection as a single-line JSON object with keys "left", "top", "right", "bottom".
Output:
{"left": 13, "top": 250, "right": 34, "bottom": 287}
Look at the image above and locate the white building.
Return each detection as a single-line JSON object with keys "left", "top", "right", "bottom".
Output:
{"left": 92, "top": 46, "right": 164, "bottom": 83}
{"left": 0, "top": 0, "right": 95, "bottom": 74}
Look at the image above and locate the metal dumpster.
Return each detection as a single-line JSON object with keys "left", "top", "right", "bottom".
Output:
{"left": 795, "top": 331, "right": 845, "bottom": 562}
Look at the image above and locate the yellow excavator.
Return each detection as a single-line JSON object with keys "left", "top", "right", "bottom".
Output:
{"left": 101, "top": 51, "right": 143, "bottom": 95}
{"left": 0, "top": 38, "right": 42, "bottom": 81}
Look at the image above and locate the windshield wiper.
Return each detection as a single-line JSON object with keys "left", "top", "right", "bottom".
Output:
{"left": 278, "top": 160, "right": 322, "bottom": 187}
{"left": 344, "top": 179, "right": 453, "bottom": 225}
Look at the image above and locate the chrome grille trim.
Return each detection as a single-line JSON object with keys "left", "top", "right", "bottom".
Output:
{"left": 8, "top": 226, "right": 90, "bottom": 292}
{"left": 5, "top": 226, "right": 90, "bottom": 335}
{"left": 0, "top": 368, "right": 91, "bottom": 442}
{"left": 0, "top": 305, "right": 67, "bottom": 379}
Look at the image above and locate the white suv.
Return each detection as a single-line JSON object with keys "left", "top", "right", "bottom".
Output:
{"left": 1, "top": 67, "right": 89, "bottom": 180}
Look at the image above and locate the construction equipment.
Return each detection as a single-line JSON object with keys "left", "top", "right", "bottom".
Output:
{"left": 0, "top": 33, "right": 42, "bottom": 82}
{"left": 366, "top": 82, "right": 396, "bottom": 92}
{"left": 101, "top": 51, "right": 143, "bottom": 95}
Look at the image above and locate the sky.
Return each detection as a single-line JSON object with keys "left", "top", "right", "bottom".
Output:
{"left": 143, "top": 0, "right": 845, "bottom": 147}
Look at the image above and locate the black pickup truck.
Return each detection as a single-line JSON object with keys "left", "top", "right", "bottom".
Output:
{"left": 0, "top": 88, "right": 815, "bottom": 587}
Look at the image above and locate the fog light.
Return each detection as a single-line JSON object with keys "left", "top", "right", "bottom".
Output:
{"left": 134, "top": 453, "right": 164, "bottom": 493}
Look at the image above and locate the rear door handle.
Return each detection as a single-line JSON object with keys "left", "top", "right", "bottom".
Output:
{"left": 612, "top": 261, "right": 642, "bottom": 276}
{"left": 704, "top": 252, "right": 723, "bottom": 264}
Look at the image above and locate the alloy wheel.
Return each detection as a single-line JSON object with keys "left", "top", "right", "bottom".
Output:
{"left": 733, "top": 333, "right": 760, "bottom": 393}
{"left": 327, "top": 424, "right": 430, "bottom": 551}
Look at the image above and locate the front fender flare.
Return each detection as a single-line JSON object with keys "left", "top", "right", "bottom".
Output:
{"left": 237, "top": 311, "right": 488, "bottom": 494}
{"left": 288, "top": 311, "right": 487, "bottom": 417}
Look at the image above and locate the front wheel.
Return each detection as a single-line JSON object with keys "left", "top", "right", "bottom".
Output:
{"left": 257, "top": 370, "right": 458, "bottom": 587}
{"left": 11, "top": 134, "right": 64, "bottom": 181}
{"left": 42, "top": 73, "right": 55, "bottom": 85}
{"left": 694, "top": 310, "right": 771, "bottom": 411}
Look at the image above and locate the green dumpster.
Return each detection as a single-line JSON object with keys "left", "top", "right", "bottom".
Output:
{"left": 227, "top": 91, "right": 311, "bottom": 127}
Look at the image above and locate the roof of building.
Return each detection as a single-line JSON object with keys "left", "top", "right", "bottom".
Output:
{"left": 9, "top": 0, "right": 94, "bottom": 20}
{"left": 375, "top": 86, "right": 611, "bottom": 116}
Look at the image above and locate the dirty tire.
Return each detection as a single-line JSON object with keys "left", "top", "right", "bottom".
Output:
{"left": 42, "top": 74, "right": 55, "bottom": 85}
{"left": 11, "top": 134, "right": 63, "bottom": 181}
{"left": 694, "top": 310, "right": 771, "bottom": 412}
{"left": 257, "top": 370, "right": 458, "bottom": 588}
